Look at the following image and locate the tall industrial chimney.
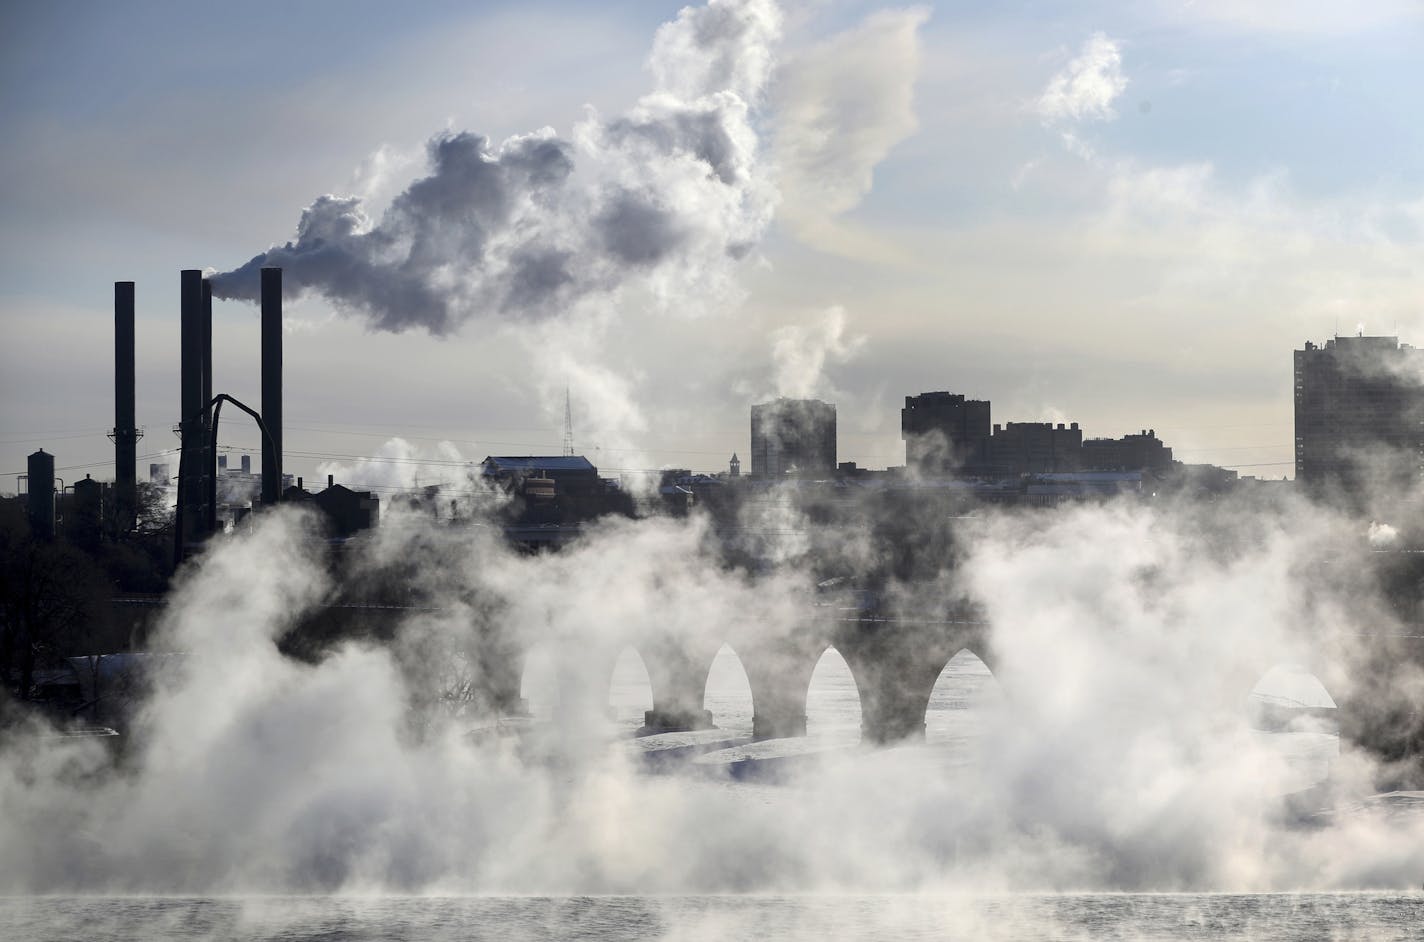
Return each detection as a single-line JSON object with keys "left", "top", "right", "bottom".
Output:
{"left": 179, "top": 269, "right": 208, "bottom": 550}
{"left": 261, "top": 267, "right": 283, "bottom": 506}
{"left": 202, "top": 278, "right": 217, "bottom": 534}
{"left": 113, "top": 281, "right": 138, "bottom": 533}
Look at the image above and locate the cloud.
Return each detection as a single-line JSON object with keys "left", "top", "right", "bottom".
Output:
{"left": 773, "top": 8, "right": 930, "bottom": 228}
{"left": 210, "top": 0, "right": 782, "bottom": 335}
{"left": 1036, "top": 33, "right": 1127, "bottom": 125}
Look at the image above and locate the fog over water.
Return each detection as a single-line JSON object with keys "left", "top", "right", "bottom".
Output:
{"left": 3, "top": 489, "right": 1422, "bottom": 899}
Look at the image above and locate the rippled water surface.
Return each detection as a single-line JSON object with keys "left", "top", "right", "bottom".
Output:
{"left": 5, "top": 893, "right": 1422, "bottom": 941}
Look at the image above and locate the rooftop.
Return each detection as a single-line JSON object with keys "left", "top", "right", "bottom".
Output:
{"left": 481, "top": 455, "right": 598, "bottom": 475}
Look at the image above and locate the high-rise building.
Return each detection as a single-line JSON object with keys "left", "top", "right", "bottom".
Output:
{"left": 901, "top": 392, "right": 991, "bottom": 474}
{"left": 987, "top": 422, "right": 1083, "bottom": 475}
{"left": 1294, "top": 336, "right": 1424, "bottom": 496}
{"left": 1082, "top": 429, "right": 1173, "bottom": 473}
{"left": 750, "top": 398, "right": 836, "bottom": 478}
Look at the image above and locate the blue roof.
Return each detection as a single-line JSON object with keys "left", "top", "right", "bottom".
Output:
{"left": 481, "top": 455, "right": 597, "bottom": 475}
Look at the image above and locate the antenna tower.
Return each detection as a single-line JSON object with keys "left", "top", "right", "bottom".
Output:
{"left": 562, "top": 386, "right": 575, "bottom": 457}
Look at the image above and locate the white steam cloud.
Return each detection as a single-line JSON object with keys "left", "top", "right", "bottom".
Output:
{"left": 3, "top": 488, "right": 1423, "bottom": 895}
{"left": 770, "top": 306, "right": 866, "bottom": 399}
{"left": 1036, "top": 32, "right": 1128, "bottom": 125}
{"left": 210, "top": 0, "right": 782, "bottom": 334}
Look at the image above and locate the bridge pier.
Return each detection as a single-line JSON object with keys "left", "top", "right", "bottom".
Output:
{"left": 739, "top": 635, "right": 827, "bottom": 740}
{"left": 470, "top": 625, "right": 529, "bottom": 717}
{"left": 546, "top": 642, "right": 621, "bottom": 732}
{"left": 1333, "top": 650, "right": 1424, "bottom": 786}
{"left": 639, "top": 634, "right": 720, "bottom": 733}
{"left": 838, "top": 626, "right": 975, "bottom": 745}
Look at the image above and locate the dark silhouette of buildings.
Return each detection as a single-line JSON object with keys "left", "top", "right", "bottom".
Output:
{"left": 1082, "top": 429, "right": 1173, "bottom": 474}
{"left": 1294, "top": 336, "right": 1424, "bottom": 497}
{"left": 750, "top": 398, "right": 836, "bottom": 478}
{"left": 481, "top": 455, "right": 600, "bottom": 487}
{"left": 280, "top": 474, "right": 380, "bottom": 539}
{"left": 313, "top": 480, "right": 380, "bottom": 538}
{"left": 898, "top": 390, "right": 1180, "bottom": 479}
{"left": 901, "top": 392, "right": 990, "bottom": 474}
{"left": 987, "top": 421, "right": 1083, "bottom": 474}
{"left": 480, "top": 455, "right": 633, "bottom": 524}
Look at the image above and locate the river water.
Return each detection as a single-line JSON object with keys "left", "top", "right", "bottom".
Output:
{"left": 4, "top": 893, "right": 1423, "bottom": 941}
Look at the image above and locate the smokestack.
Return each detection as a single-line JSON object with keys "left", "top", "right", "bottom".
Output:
{"left": 203, "top": 278, "right": 217, "bottom": 535}
{"left": 26, "top": 449, "right": 55, "bottom": 540}
{"left": 179, "top": 269, "right": 207, "bottom": 549}
{"left": 261, "top": 268, "right": 283, "bottom": 506}
{"left": 113, "top": 281, "right": 137, "bottom": 533}
{"left": 202, "top": 280, "right": 213, "bottom": 431}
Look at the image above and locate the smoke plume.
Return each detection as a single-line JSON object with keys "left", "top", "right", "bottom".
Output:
{"left": 210, "top": 0, "right": 781, "bottom": 334}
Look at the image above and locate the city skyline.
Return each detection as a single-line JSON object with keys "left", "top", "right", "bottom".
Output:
{"left": 2, "top": 1, "right": 1421, "bottom": 492}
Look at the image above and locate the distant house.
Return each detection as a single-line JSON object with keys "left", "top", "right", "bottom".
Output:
{"left": 281, "top": 476, "right": 379, "bottom": 538}
{"left": 314, "top": 483, "right": 380, "bottom": 538}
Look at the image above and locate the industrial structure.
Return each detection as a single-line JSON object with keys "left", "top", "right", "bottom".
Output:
{"left": 172, "top": 268, "right": 287, "bottom": 558}
{"left": 1294, "top": 336, "right": 1424, "bottom": 498}
{"left": 111, "top": 282, "right": 141, "bottom": 534}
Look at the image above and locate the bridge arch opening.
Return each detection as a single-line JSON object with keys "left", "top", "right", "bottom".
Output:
{"left": 607, "top": 645, "right": 654, "bottom": 732}
{"left": 806, "top": 646, "right": 862, "bottom": 743}
{"left": 1247, "top": 662, "right": 1339, "bottom": 793}
{"left": 925, "top": 648, "right": 1001, "bottom": 744}
{"left": 1247, "top": 663, "right": 1339, "bottom": 732}
{"left": 702, "top": 643, "right": 754, "bottom": 734}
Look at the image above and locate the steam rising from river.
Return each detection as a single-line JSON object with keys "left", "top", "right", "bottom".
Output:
{"left": 2, "top": 490, "right": 1423, "bottom": 895}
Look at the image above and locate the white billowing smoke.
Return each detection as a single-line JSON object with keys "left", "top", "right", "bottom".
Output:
{"left": 314, "top": 437, "right": 472, "bottom": 500}
{"left": 3, "top": 488, "right": 1424, "bottom": 895}
{"left": 770, "top": 306, "right": 865, "bottom": 399}
{"left": 210, "top": 0, "right": 782, "bottom": 335}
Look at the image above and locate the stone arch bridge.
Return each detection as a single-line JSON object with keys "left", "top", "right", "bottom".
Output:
{"left": 463, "top": 609, "right": 1424, "bottom": 756}
{"left": 469, "top": 607, "right": 994, "bottom": 744}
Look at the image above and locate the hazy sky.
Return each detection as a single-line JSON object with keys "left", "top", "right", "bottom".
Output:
{"left": 2, "top": 0, "right": 1421, "bottom": 494}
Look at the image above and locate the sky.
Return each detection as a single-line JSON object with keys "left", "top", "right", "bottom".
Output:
{"left": 1, "top": 0, "right": 1421, "bottom": 495}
